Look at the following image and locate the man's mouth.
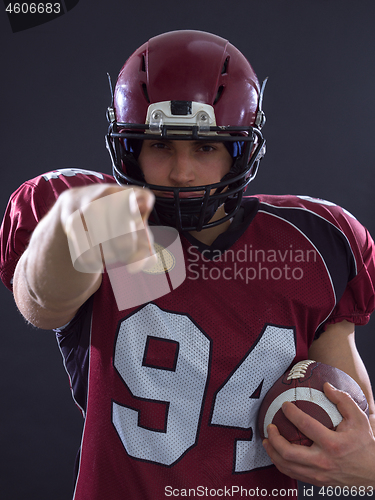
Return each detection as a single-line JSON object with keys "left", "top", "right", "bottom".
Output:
{"left": 154, "top": 190, "right": 205, "bottom": 199}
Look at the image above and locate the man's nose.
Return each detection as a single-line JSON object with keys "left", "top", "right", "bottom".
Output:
{"left": 168, "top": 152, "right": 195, "bottom": 185}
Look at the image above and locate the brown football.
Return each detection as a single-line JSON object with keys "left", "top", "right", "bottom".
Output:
{"left": 258, "top": 360, "right": 369, "bottom": 446}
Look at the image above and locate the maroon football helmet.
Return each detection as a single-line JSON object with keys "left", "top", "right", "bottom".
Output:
{"left": 106, "top": 30, "right": 266, "bottom": 231}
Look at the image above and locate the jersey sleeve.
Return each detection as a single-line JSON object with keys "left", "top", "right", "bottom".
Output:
{"left": 325, "top": 218, "right": 375, "bottom": 328}
{"left": 0, "top": 168, "right": 115, "bottom": 291}
{"left": 296, "top": 196, "right": 375, "bottom": 329}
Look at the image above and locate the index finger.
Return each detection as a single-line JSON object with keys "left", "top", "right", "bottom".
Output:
{"left": 133, "top": 188, "right": 155, "bottom": 220}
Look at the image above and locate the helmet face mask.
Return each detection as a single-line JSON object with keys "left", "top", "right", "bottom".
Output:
{"left": 106, "top": 30, "right": 266, "bottom": 232}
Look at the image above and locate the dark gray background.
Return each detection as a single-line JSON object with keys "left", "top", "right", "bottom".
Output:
{"left": 1, "top": 1, "right": 374, "bottom": 498}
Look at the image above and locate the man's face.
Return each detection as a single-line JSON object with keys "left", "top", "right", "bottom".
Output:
{"left": 138, "top": 139, "right": 232, "bottom": 197}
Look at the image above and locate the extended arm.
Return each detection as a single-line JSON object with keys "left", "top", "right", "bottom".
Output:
{"left": 13, "top": 184, "right": 155, "bottom": 330}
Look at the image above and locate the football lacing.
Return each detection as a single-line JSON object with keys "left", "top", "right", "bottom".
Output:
{"left": 287, "top": 360, "right": 316, "bottom": 380}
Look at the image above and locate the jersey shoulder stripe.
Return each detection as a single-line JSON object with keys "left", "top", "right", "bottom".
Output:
{"left": 249, "top": 194, "right": 374, "bottom": 324}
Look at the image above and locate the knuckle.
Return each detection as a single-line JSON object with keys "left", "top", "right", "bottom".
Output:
{"left": 325, "top": 434, "right": 347, "bottom": 455}
{"left": 310, "top": 472, "right": 328, "bottom": 486}
{"left": 278, "top": 446, "right": 296, "bottom": 462}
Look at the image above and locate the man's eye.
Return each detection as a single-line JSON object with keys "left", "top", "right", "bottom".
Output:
{"left": 200, "top": 145, "right": 215, "bottom": 152}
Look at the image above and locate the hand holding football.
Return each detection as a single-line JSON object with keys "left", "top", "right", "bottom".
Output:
{"left": 258, "top": 360, "right": 369, "bottom": 446}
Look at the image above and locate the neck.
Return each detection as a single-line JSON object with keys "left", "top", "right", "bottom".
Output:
{"left": 189, "top": 205, "right": 231, "bottom": 246}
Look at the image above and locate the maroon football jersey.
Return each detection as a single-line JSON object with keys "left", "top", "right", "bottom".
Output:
{"left": 1, "top": 170, "right": 375, "bottom": 499}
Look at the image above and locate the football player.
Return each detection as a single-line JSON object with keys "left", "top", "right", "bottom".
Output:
{"left": 1, "top": 30, "right": 375, "bottom": 498}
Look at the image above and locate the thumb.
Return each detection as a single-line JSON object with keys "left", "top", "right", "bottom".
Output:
{"left": 324, "top": 382, "right": 367, "bottom": 423}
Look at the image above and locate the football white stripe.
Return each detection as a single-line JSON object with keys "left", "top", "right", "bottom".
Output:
{"left": 263, "top": 388, "right": 343, "bottom": 438}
